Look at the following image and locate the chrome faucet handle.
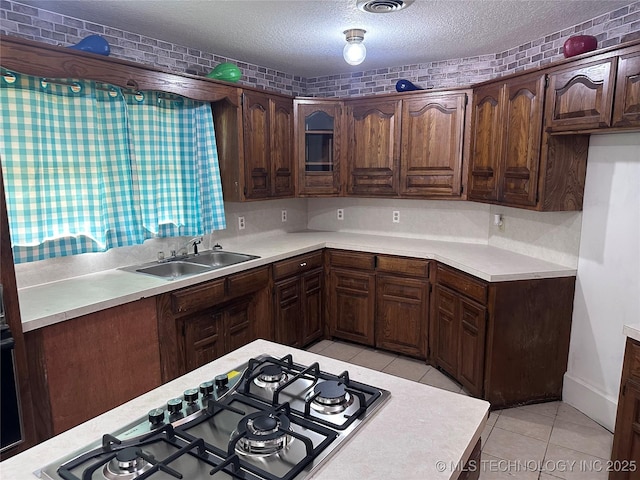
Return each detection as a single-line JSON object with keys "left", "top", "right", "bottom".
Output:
{"left": 213, "top": 243, "right": 223, "bottom": 250}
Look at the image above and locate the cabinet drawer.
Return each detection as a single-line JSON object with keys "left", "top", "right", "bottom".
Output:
{"left": 227, "top": 266, "right": 270, "bottom": 299}
{"left": 376, "top": 255, "right": 429, "bottom": 277}
{"left": 171, "top": 279, "right": 226, "bottom": 314}
{"left": 436, "top": 265, "right": 487, "bottom": 305}
{"left": 627, "top": 338, "right": 640, "bottom": 381}
{"left": 273, "top": 251, "right": 323, "bottom": 280}
{"left": 329, "top": 250, "right": 375, "bottom": 271}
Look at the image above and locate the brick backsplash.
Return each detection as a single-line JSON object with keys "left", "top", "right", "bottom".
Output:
{"left": 1, "top": 0, "right": 639, "bottom": 98}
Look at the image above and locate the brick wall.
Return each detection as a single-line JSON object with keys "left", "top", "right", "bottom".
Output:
{"left": 1, "top": 0, "right": 639, "bottom": 97}
{"left": 0, "top": 0, "right": 306, "bottom": 96}
{"left": 305, "top": 1, "right": 640, "bottom": 97}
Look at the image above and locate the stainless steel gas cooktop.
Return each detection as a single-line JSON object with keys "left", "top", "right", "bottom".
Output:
{"left": 39, "top": 353, "right": 390, "bottom": 480}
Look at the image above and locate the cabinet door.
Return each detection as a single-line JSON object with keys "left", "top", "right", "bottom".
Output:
{"left": 375, "top": 274, "right": 428, "bottom": 358}
{"left": 270, "top": 97, "right": 295, "bottom": 197}
{"left": 301, "top": 268, "right": 324, "bottom": 346}
{"left": 274, "top": 276, "right": 302, "bottom": 347}
{"left": 468, "top": 83, "right": 503, "bottom": 201}
{"left": 400, "top": 93, "right": 466, "bottom": 197}
{"left": 433, "top": 285, "right": 459, "bottom": 377}
{"left": 613, "top": 49, "right": 640, "bottom": 128}
{"left": 458, "top": 297, "right": 486, "bottom": 397}
{"left": 546, "top": 57, "right": 616, "bottom": 130}
{"left": 223, "top": 299, "right": 252, "bottom": 353}
{"left": 329, "top": 267, "right": 375, "bottom": 346}
{"left": 295, "top": 101, "right": 343, "bottom": 196}
{"left": 610, "top": 379, "right": 640, "bottom": 480}
{"left": 182, "top": 311, "right": 223, "bottom": 373}
{"left": 500, "top": 74, "right": 545, "bottom": 206}
{"left": 243, "top": 92, "right": 271, "bottom": 199}
{"left": 346, "top": 99, "right": 401, "bottom": 196}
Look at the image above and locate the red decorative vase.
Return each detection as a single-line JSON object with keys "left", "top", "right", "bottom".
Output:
{"left": 563, "top": 35, "right": 598, "bottom": 58}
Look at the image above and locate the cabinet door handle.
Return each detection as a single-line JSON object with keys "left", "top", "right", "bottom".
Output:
{"left": 300, "top": 262, "right": 307, "bottom": 267}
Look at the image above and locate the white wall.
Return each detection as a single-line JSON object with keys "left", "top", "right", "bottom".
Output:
{"left": 307, "top": 197, "right": 582, "bottom": 267}
{"left": 14, "top": 198, "right": 308, "bottom": 288}
{"left": 563, "top": 132, "right": 640, "bottom": 432}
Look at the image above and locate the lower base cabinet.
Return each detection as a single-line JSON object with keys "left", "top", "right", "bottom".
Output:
{"left": 328, "top": 251, "right": 376, "bottom": 346}
{"left": 375, "top": 256, "right": 430, "bottom": 358}
{"left": 273, "top": 251, "right": 324, "bottom": 348}
{"left": 24, "top": 298, "right": 162, "bottom": 440}
{"left": 157, "top": 265, "right": 272, "bottom": 382}
{"left": 432, "top": 264, "right": 575, "bottom": 407}
{"left": 610, "top": 338, "right": 640, "bottom": 480}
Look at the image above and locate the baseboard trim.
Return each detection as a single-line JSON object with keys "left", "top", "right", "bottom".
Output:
{"left": 563, "top": 373, "right": 618, "bottom": 432}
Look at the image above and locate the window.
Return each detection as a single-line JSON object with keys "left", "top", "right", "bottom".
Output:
{"left": 0, "top": 70, "right": 225, "bottom": 263}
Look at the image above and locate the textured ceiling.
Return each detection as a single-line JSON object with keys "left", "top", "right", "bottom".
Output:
{"left": 16, "top": 0, "right": 631, "bottom": 77}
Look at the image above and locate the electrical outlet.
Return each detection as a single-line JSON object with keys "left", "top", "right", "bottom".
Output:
{"left": 393, "top": 211, "right": 400, "bottom": 223}
{"left": 238, "top": 216, "right": 245, "bottom": 230}
{"left": 281, "top": 209, "right": 287, "bottom": 222}
{"left": 337, "top": 209, "right": 344, "bottom": 221}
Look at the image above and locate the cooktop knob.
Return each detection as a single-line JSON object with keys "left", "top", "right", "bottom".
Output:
{"left": 199, "top": 381, "right": 214, "bottom": 396}
{"left": 148, "top": 408, "right": 165, "bottom": 426}
{"left": 183, "top": 388, "right": 199, "bottom": 404}
{"left": 215, "top": 374, "right": 229, "bottom": 390}
{"left": 167, "top": 397, "right": 182, "bottom": 414}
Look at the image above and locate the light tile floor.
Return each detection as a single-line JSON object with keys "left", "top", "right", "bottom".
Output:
{"left": 307, "top": 339, "right": 614, "bottom": 480}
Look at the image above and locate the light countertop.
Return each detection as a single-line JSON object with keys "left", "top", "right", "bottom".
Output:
{"left": 19, "top": 231, "right": 577, "bottom": 332}
{"left": 0, "top": 340, "right": 490, "bottom": 480}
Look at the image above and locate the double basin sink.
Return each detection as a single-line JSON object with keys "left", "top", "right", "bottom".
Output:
{"left": 122, "top": 250, "right": 260, "bottom": 279}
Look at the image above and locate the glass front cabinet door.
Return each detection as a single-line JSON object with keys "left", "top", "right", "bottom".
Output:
{"left": 294, "top": 99, "right": 343, "bottom": 196}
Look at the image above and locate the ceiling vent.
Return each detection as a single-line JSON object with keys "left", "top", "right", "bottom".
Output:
{"left": 357, "top": 0, "right": 414, "bottom": 13}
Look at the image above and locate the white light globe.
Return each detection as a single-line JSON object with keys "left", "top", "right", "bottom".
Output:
{"left": 343, "top": 41, "right": 366, "bottom": 66}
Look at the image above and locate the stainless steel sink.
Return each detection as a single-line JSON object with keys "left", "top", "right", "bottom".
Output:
{"left": 120, "top": 250, "right": 260, "bottom": 279}
{"left": 135, "top": 261, "right": 211, "bottom": 278}
{"left": 183, "top": 251, "right": 259, "bottom": 268}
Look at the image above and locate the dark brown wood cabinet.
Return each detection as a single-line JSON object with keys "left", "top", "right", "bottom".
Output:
{"left": 24, "top": 298, "right": 162, "bottom": 439}
{"left": 400, "top": 92, "right": 468, "bottom": 198}
{"left": 610, "top": 338, "right": 640, "bottom": 479}
{"left": 328, "top": 250, "right": 376, "bottom": 346}
{"left": 469, "top": 73, "right": 547, "bottom": 208}
{"left": 546, "top": 57, "right": 617, "bottom": 131}
{"left": 432, "top": 265, "right": 575, "bottom": 406}
{"left": 345, "top": 98, "right": 401, "bottom": 196}
{"left": 469, "top": 72, "right": 590, "bottom": 211}
{"left": 613, "top": 47, "right": 640, "bottom": 128}
{"left": 157, "top": 266, "right": 272, "bottom": 382}
{"left": 294, "top": 99, "right": 344, "bottom": 196}
{"left": 375, "top": 255, "right": 430, "bottom": 359}
{"left": 273, "top": 251, "right": 324, "bottom": 348}
{"left": 433, "top": 267, "right": 487, "bottom": 396}
{"left": 242, "top": 91, "right": 294, "bottom": 199}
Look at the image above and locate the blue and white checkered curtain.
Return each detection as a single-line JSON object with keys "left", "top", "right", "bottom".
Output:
{"left": 125, "top": 92, "right": 226, "bottom": 239}
{"left": 0, "top": 70, "right": 226, "bottom": 264}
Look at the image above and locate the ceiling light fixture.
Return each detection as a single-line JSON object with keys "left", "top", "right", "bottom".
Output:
{"left": 343, "top": 29, "right": 367, "bottom": 66}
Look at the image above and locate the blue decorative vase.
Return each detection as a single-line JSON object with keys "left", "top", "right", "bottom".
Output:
{"left": 68, "top": 35, "right": 110, "bottom": 56}
{"left": 395, "top": 79, "right": 422, "bottom": 92}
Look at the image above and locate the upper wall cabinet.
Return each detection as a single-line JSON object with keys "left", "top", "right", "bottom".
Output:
{"left": 294, "top": 99, "right": 344, "bottom": 196}
{"left": 613, "top": 46, "right": 640, "bottom": 127}
{"left": 469, "top": 73, "right": 546, "bottom": 207}
{"left": 469, "top": 72, "right": 589, "bottom": 211}
{"left": 345, "top": 98, "right": 402, "bottom": 196}
{"left": 400, "top": 92, "right": 468, "bottom": 198}
{"left": 546, "top": 43, "right": 640, "bottom": 132}
{"left": 215, "top": 91, "right": 294, "bottom": 201}
{"left": 546, "top": 57, "right": 617, "bottom": 131}
{"left": 241, "top": 92, "right": 294, "bottom": 199}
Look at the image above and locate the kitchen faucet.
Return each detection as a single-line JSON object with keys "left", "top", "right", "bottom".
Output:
{"left": 171, "top": 236, "right": 203, "bottom": 258}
